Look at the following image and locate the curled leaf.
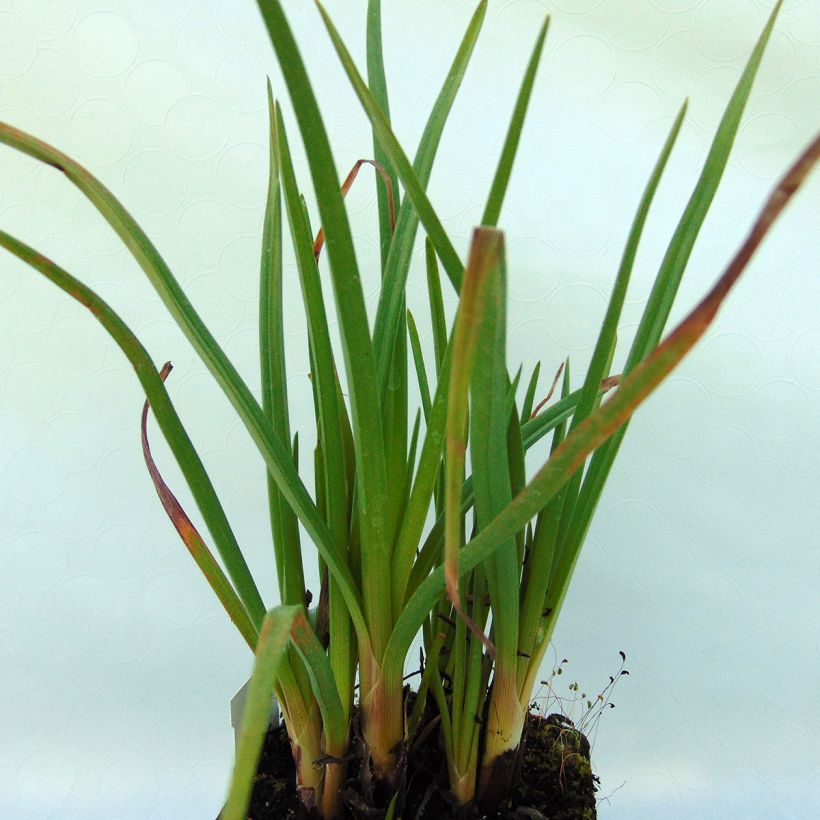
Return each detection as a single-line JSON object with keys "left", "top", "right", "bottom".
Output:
{"left": 141, "top": 361, "right": 258, "bottom": 650}
{"left": 313, "top": 158, "right": 396, "bottom": 261}
{"left": 529, "top": 361, "right": 565, "bottom": 419}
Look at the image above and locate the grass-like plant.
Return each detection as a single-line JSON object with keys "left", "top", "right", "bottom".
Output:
{"left": 1, "top": 1, "right": 817, "bottom": 818}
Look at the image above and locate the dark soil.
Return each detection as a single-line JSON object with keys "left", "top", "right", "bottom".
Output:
{"left": 247, "top": 718, "right": 304, "bottom": 818}
{"left": 244, "top": 705, "right": 598, "bottom": 820}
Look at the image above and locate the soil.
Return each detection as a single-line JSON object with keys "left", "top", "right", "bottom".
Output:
{"left": 244, "top": 704, "right": 598, "bottom": 820}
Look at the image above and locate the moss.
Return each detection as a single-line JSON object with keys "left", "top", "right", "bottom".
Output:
{"left": 511, "top": 713, "right": 598, "bottom": 819}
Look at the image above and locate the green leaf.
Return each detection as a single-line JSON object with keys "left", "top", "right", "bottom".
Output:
{"left": 407, "top": 309, "right": 433, "bottom": 422}
{"left": 289, "top": 612, "right": 347, "bottom": 755}
{"left": 366, "top": 0, "right": 401, "bottom": 270}
{"left": 383, "top": 304, "right": 409, "bottom": 563}
{"left": 141, "top": 365, "right": 258, "bottom": 651}
{"left": 518, "top": 102, "right": 690, "bottom": 668}
{"left": 261, "top": 81, "right": 305, "bottom": 608}
{"left": 505, "top": 372, "right": 527, "bottom": 565}
{"left": 444, "top": 227, "right": 504, "bottom": 643}
{"left": 222, "top": 606, "right": 308, "bottom": 820}
{"left": 468, "top": 236, "right": 519, "bottom": 672}
{"left": 547, "top": 135, "right": 816, "bottom": 631}
{"left": 481, "top": 16, "right": 549, "bottom": 226}
{"left": 517, "top": 362, "right": 570, "bottom": 680}
{"left": 272, "top": 98, "right": 355, "bottom": 703}
{"left": 572, "top": 99, "right": 687, "bottom": 436}
{"left": 629, "top": 2, "right": 782, "bottom": 371}
{"left": 425, "top": 238, "right": 449, "bottom": 378}
{"left": 392, "top": 409, "right": 422, "bottom": 548}
{"left": 222, "top": 606, "right": 296, "bottom": 820}
{"left": 222, "top": 600, "right": 348, "bottom": 820}
{"left": 390, "top": 336, "right": 454, "bottom": 614}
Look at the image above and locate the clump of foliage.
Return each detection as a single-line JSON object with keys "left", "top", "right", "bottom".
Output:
{"left": 0, "top": 1, "right": 816, "bottom": 818}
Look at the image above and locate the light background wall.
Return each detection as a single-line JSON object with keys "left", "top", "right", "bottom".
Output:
{"left": 0, "top": 0, "right": 818, "bottom": 817}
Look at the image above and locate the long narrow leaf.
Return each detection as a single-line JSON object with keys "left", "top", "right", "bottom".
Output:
{"left": 141, "top": 363, "right": 258, "bottom": 650}
{"left": 392, "top": 409, "right": 422, "bottom": 549}
{"left": 222, "top": 605, "right": 301, "bottom": 820}
{"left": 289, "top": 613, "right": 347, "bottom": 755}
{"left": 425, "top": 238, "right": 448, "bottom": 377}
{"left": 272, "top": 98, "right": 355, "bottom": 704}
{"left": 516, "top": 362, "right": 571, "bottom": 681}
{"left": 407, "top": 309, "right": 433, "bottom": 422}
{"left": 444, "top": 227, "right": 503, "bottom": 653}
{"left": 481, "top": 17, "right": 549, "bottom": 226}
{"left": 573, "top": 99, "right": 688, "bottom": 433}
{"left": 504, "top": 372, "right": 527, "bottom": 565}
{"left": 260, "top": 82, "right": 305, "bottom": 608}
{"left": 383, "top": 307, "right": 410, "bottom": 583}
{"left": 390, "top": 335, "right": 454, "bottom": 614}
{"left": 468, "top": 240, "right": 519, "bottom": 664}
{"left": 366, "top": 0, "right": 401, "bottom": 269}
{"left": 545, "top": 129, "right": 819, "bottom": 622}
{"left": 628, "top": 1, "right": 782, "bottom": 369}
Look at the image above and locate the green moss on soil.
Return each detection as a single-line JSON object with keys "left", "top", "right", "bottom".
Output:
{"left": 512, "top": 712, "right": 598, "bottom": 819}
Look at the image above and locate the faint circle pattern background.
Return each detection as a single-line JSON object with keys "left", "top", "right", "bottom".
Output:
{"left": 0, "top": 2, "right": 817, "bottom": 819}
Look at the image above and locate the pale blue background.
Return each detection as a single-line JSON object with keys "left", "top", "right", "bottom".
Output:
{"left": 0, "top": 0, "right": 818, "bottom": 817}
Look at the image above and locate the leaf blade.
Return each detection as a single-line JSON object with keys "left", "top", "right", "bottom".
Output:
{"left": 366, "top": 0, "right": 401, "bottom": 269}
{"left": 481, "top": 16, "right": 549, "bottom": 226}
{"left": 222, "top": 605, "right": 301, "bottom": 820}
{"left": 141, "top": 363, "right": 258, "bottom": 651}
{"left": 444, "top": 227, "right": 504, "bottom": 653}
{"left": 260, "top": 83, "right": 306, "bottom": 608}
